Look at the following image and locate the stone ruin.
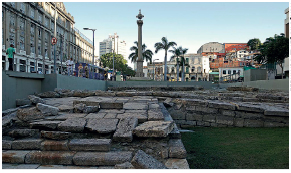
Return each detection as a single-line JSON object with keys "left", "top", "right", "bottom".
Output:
{"left": 2, "top": 87, "right": 289, "bottom": 169}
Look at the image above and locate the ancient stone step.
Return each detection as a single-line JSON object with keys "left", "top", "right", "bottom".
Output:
{"left": 148, "top": 110, "right": 164, "bottom": 121}
{"left": 99, "top": 102, "right": 123, "bottom": 109}
{"left": 9, "top": 129, "right": 39, "bottom": 138}
{"left": 37, "top": 165, "right": 99, "bottom": 169}
{"left": 133, "top": 121, "right": 174, "bottom": 138}
{"left": 123, "top": 103, "right": 148, "bottom": 110}
{"left": 36, "top": 103, "right": 59, "bottom": 116}
{"left": 41, "top": 131, "right": 71, "bottom": 140}
{"left": 11, "top": 139, "right": 43, "bottom": 150}
{"left": 57, "top": 105, "right": 74, "bottom": 112}
{"left": 116, "top": 113, "right": 147, "bottom": 123}
{"left": 3, "top": 140, "right": 12, "bottom": 149}
{"left": 168, "top": 139, "right": 187, "bottom": 159}
{"left": 2, "top": 150, "right": 31, "bottom": 163}
{"left": 114, "top": 162, "right": 134, "bottom": 169}
{"left": 68, "top": 139, "right": 111, "bottom": 151}
{"left": 30, "top": 121, "right": 63, "bottom": 130}
{"left": 131, "top": 150, "right": 167, "bottom": 169}
{"left": 208, "top": 100, "right": 236, "bottom": 110}
{"left": 47, "top": 113, "right": 87, "bottom": 120}
{"left": 165, "top": 159, "right": 190, "bottom": 169}
{"left": 73, "top": 100, "right": 100, "bottom": 106}
{"left": 264, "top": 106, "right": 289, "bottom": 116}
{"left": 98, "top": 109, "right": 125, "bottom": 114}
{"left": 2, "top": 163, "right": 40, "bottom": 169}
{"left": 86, "top": 118, "right": 119, "bottom": 133}
{"left": 73, "top": 151, "right": 133, "bottom": 166}
{"left": 41, "top": 140, "right": 69, "bottom": 151}
{"left": 234, "top": 102, "right": 265, "bottom": 113}
{"left": 74, "top": 103, "right": 99, "bottom": 113}
{"left": 113, "top": 117, "right": 138, "bottom": 142}
{"left": 28, "top": 95, "right": 45, "bottom": 105}
{"left": 25, "top": 151, "right": 76, "bottom": 165}
{"left": 17, "top": 107, "right": 44, "bottom": 122}
{"left": 85, "top": 112, "right": 106, "bottom": 119}
{"left": 58, "top": 118, "right": 87, "bottom": 132}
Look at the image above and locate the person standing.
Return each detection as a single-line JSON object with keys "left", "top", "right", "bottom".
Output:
{"left": 6, "top": 44, "right": 15, "bottom": 71}
{"left": 66, "top": 58, "right": 74, "bottom": 76}
{"left": 78, "top": 63, "right": 83, "bottom": 77}
{"left": 84, "top": 64, "right": 89, "bottom": 78}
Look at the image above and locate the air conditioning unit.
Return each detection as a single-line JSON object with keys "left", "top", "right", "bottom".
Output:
{"left": 20, "top": 50, "right": 26, "bottom": 55}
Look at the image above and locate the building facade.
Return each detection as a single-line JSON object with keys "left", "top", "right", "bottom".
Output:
{"left": 2, "top": 2, "right": 93, "bottom": 74}
{"left": 224, "top": 43, "right": 248, "bottom": 54}
{"left": 99, "top": 33, "right": 127, "bottom": 59}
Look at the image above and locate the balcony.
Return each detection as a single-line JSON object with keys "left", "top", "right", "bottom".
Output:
{"left": 20, "top": 50, "right": 26, "bottom": 55}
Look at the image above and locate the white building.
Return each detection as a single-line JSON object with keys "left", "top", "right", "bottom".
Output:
{"left": 236, "top": 50, "right": 251, "bottom": 61}
{"left": 99, "top": 33, "right": 127, "bottom": 59}
{"left": 219, "top": 67, "right": 244, "bottom": 81}
{"left": 202, "top": 56, "right": 210, "bottom": 80}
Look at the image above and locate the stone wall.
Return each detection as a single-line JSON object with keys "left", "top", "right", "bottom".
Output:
{"left": 166, "top": 98, "right": 289, "bottom": 128}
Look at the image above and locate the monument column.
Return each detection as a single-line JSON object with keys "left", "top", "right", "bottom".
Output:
{"left": 136, "top": 9, "right": 144, "bottom": 77}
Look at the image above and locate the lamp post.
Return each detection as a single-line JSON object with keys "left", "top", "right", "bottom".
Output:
{"left": 109, "top": 35, "right": 116, "bottom": 81}
{"left": 83, "top": 28, "right": 97, "bottom": 66}
{"left": 153, "top": 59, "right": 158, "bottom": 81}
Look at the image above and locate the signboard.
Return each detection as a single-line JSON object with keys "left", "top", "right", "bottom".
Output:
{"left": 51, "top": 37, "right": 57, "bottom": 45}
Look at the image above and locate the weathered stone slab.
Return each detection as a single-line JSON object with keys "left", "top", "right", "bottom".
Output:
{"left": 163, "top": 98, "right": 174, "bottom": 107}
{"left": 2, "top": 150, "right": 31, "bottom": 163}
{"left": 73, "top": 151, "right": 133, "bottom": 166}
{"left": 30, "top": 121, "right": 63, "bottom": 130}
{"left": 195, "top": 106, "right": 218, "bottom": 114}
{"left": 16, "top": 99, "right": 31, "bottom": 107}
{"left": 117, "top": 113, "right": 147, "bottom": 123}
{"left": 85, "top": 112, "right": 106, "bottom": 119}
{"left": 73, "top": 100, "right": 100, "bottom": 106}
{"left": 123, "top": 103, "right": 148, "bottom": 110}
{"left": 58, "top": 118, "right": 87, "bottom": 132}
{"left": 133, "top": 121, "right": 174, "bottom": 138}
{"left": 28, "top": 95, "right": 45, "bottom": 104}
{"left": 235, "top": 111, "right": 263, "bottom": 119}
{"left": 219, "top": 109, "right": 236, "bottom": 117}
{"left": 37, "top": 91, "right": 60, "bottom": 98}
{"left": 37, "top": 165, "right": 99, "bottom": 169}
{"left": 131, "top": 150, "right": 167, "bottom": 169}
{"left": 74, "top": 103, "right": 99, "bottom": 113}
{"left": 165, "top": 159, "right": 190, "bottom": 169}
{"left": 243, "top": 119, "right": 264, "bottom": 127}
{"left": 115, "top": 162, "right": 134, "bottom": 169}
{"left": 235, "top": 102, "right": 265, "bottom": 113}
{"left": 148, "top": 110, "right": 164, "bottom": 121}
{"left": 104, "top": 113, "right": 117, "bottom": 119}
{"left": 208, "top": 100, "right": 236, "bottom": 110}
{"left": 9, "top": 129, "right": 39, "bottom": 138}
{"left": 264, "top": 121, "right": 285, "bottom": 127}
{"left": 68, "top": 139, "right": 111, "bottom": 151}
{"left": 100, "top": 102, "right": 123, "bottom": 109}
{"left": 25, "top": 151, "right": 76, "bottom": 165}
{"left": 58, "top": 105, "right": 74, "bottom": 112}
{"left": 168, "top": 139, "right": 187, "bottom": 159}
{"left": 86, "top": 119, "right": 119, "bottom": 133}
{"left": 186, "top": 113, "right": 203, "bottom": 121}
{"left": 99, "top": 109, "right": 125, "bottom": 114}
{"left": 234, "top": 118, "right": 244, "bottom": 127}
{"left": 16, "top": 107, "right": 44, "bottom": 122}
{"left": 202, "top": 114, "right": 216, "bottom": 123}
{"left": 216, "top": 116, "right": 234, "bottom": 126}
{"left": 181, "top": 98, "right": 209, "bottom": 106}
{"left": 11, "top": 139, "right": 43, "bottom": 150}
{"left": 41, "top": 140, "right": 69, "bottom": 151}
{"left": 264, "top": 106, "right": 289, "bottom": 116}
{"left": 41, "top": 131, "right": 70, "bottom": 140}
{"left": 3, "top": 140, "right": 12, "bottom": 149}
{"left": 2, "top": 163, "right": 40, "bottom": 169}
{"left": 113, "top": 117, "right": 138, "bottom": 142}
{"left": 49, "top": 113, "right": 87, "bottom": 120}
{"left": 149, "top": 103, "right": 161, "bottom": 109}
{"left": 36, "top": 103, "right": 59, "bottom": 116}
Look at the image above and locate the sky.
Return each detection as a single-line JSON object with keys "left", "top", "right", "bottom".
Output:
{"left": 63, "top": 0, "right": 289, "bottom": 68}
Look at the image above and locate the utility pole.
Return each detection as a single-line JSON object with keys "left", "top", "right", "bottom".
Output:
{"left": 53, "top": 2, "right": 57, "bottom": 74}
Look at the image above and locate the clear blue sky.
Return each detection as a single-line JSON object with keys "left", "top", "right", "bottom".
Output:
{"left": 63, "top": 1, "right": 288, "bottom": 68}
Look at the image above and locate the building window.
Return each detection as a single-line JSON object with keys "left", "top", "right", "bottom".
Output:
{"left": 238, "top": 70, "right": 241, "bottom": 74}
{"left": 223, "top": 70, "right": 226, "bottom": 74}
{"left": 20, "top": 3, "right": 26, "bottom": 13}
{"left": 38, "top": 13, "right": 42, "bottom": 23}
{"left": 10, "top": 2, "right": 16, "bottom": 8}
{"left": 30, "top": 8, "right": 35, "bottom": 19}
{"left": 233, "top": 70, "right": 236, "bottom": 74}
{"left": 228, "top": 70, "right": 231, "bottom": 74}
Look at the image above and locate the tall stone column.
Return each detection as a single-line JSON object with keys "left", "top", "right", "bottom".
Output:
{"left": 136, "top": 9, "right": 144, "bottom": 77}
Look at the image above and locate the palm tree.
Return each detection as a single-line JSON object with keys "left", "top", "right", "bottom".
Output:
{"left": 178, "top": 46, "right": 188, "bottom": 82}
{"left": 128, "top": 41, "right": 153, "bottom": 63}
{"left": 154, "top": 37, "right": 177, "bottom": 81}
{"left": 169, "top": 47, "right": 181, "bottom": 81}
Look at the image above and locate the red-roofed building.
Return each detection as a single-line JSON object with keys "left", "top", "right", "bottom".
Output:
{"left": 224, "top": 43, "right": 249, "bottom": 53}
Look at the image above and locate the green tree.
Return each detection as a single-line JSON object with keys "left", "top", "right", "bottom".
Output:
{"left": 169, "top": 47, "right": 181, "bottom": 81}
{"left": 247, "top": 38, "right": 261, "bottom": 51}
{"left": 154, "top": 37, "right": 177, "bottom": 81}
{"left": 128, "top": 41, "right": 153, "bottom": 63}
{"left": 100, "top": 53, "right": 127, "bottom": 72}
{"left": 178, "top": 47, "right": 189, "bottom": 82}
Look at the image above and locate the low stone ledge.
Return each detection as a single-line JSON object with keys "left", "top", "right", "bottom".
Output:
{"left": 68, "top": 139, "right": 111, "bottom": 151}
{"left": 165, "top": 159, "right": 190, "bottom": 169}
{"left": 86, "top": 118, "right": 119, "bottom": 133}
{"left": 133, "top": 121, "right": 174, "bottom": 138}
{"left": 30, "top": 121, "right": 63, "bottom": 130}
{"left": 11, "top": 139, "right": 43, "bottom": 150}
{"left": 9, "top": 129, "right": 39, "bottom": 138}
{"left": 113, "top": 117, "right": 138, "bottom": 142}
{"left": 58, "top": 118, "right": 87, "bottom": 132}
{"left": 168, "top": 139, "right": 187, "bottom": 159}
{"left": 2, "top": 150, "right": 31, "bottom": 163}
{"left": 2, "top": 140, "right": 12, "bottom": 150}
{"left": 99, "top": 102, "right": 123, "bottom": 109}
{"left": 131, "top": 150, "right": 167, "bottom": 169}
{"left": 73, "top": 100, "right": 100, "bottom": 107}
{"left": 25, "top": 151, "right": 76, "bottom": 165}
{"left": 208, "top": 100, "right": 236, "bottom": 110}
{"left": 41, "top": 131, "right": 71, "bottom": 140}
{"left": 41, "top": 140, "right": 69, "bottom": 151}
{"left": 2, "top": 163, "right": 40, "bottom": 169}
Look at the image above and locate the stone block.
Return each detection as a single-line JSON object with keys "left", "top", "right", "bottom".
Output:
{"left": 51, "top": 113, "right": 87, "bottom": 120}
{"left": 181, "top": 98, "right": 208, "bottom": 106}
{"left": 208, "top": 100, "right": 236, "bottom": 110}
{"left": 68, "top": 139, "right": 111, "bottom": 151}
{"left": 41, "top": 131, "right": 71, "bottom": 140}
{"left": 9, "top": 129, "right": 39, "bottom": 138}
{"left": 235, "top": 102, "right": 264, "bottom": 113}
{"left": 186, "top": 113, "right": 203, "bottom": 121}
{"left": 73, "top": 103, "right": 99, "bottom": 113}
{"left": 131, "top": 150, "right": 167, "bottom": 169}
{"left": 86, "top": 118, "right": 119, "bottom": 133}
{"left": 16, "top": 99, "right": 31, "bottom": 107}
{"left": 149, "top": 103, "right": 161, "bottom": 109}
{"left": 99, "top": 102, "right": 123, "bottom": 109}
{"left": 73, "top": 151, "right": 133, "bottom": 166}
{"left": 113, "top": 117, "right": 138, "bottom": 142}
{"left": 85, "top": 112, "right": 106, "bottom": 119}
{"left": 2, "top": 140, "right": 12, "bottom": 149}
{"left": 168, "top": 109, "right": 186, "bottom": 120}
{"left": 2, "top": 163, "right": 40, "bottom": 169}
{"left": 115, "top": 162, "right": 134, "bottom": 169}
{"left": 12, "top": 139, "right": 43, "bottom": 150}
{"left": 25, "top": 151, "right": 76, "bottom": 165}
{"left": 123, "top": 103, "right": 148, "bottom": 110}
{"left": 204, "top": 122, "right": 211, "bottom": 127}
{"left": 28, "top": 95, "right": 45, "bottom": 105}
{"left": 41, "top": 140, "right": 69, "bottom": 151}
{"left": 58, "top": 118, "right": 87, "bottom": 132}
{"left": 174, "top": 104, "right": 183, "bottom": 110}
{"left": 235, "top": 111, "right": 263, "bottom": 119}
{"left": 169, "top": 124, "right": 181, "bottom": 139}
{"left": 168, "top": 139, "right": 187, "bottom": 159}
{"left": 264, "top": 121, "right": 285, "bottom": 127}
{"left": 104, "top": 113, "right": 117, "bottom": 119}
{"left": 133, "top": 121, "right": 174, "bottom": 138}
{"left": 185, "top": 106, "right": 195, "bottom": 111}
{"left": 37, "top": 165, "right": 99, "bottom": 169}
{"left": 163, "top": 98, "right": 174, "bottom": 107}
{"left": 219, "top": 109, "right": 236, "bottom": 117}
{"left": 30, "top": 121, "right": 63, "bottom": 130}
{"left": 264, "top": 106, "right": 289, "bottom": 116}
{"left": 234, "top": 118, "right": 244, "bottom": 127}
{"left": 195, "top": 106, "right": 218, "bottom": 114}
{"left": 117, "top": 113, "right": 147, "bottom": 123}
{"left": 73, "top": 100, "right": 100, "bottom": 106}
{"left": 17, "top": 107, "right": 44, "bottom": 122}
{"left": 243, "top": 119, "right": 264, "bottom": 127}
{"left": 37, "top": 91, "right": 60, "bottom": 98}
{"left": 165, "top": 159, "right": 190, "bottom": 169}
{"left": 99, "top": 109, "right": 125, "bottom": 114}
{"left": 2, "top": 112, "right": 17, "bottom": 128}
{"left": 58, "top": 105, "right": 74, "bottom": 112}
{"left": 2, "top": 150, "right": 31, "bottom": 163}
{"left": 148, "top": 110, "right": 164, "bottom": 121}
{"left": 216, "top": 116, "right": 234, "bottom": 126}
{"left": 36, "top": 103, "right": 59, "bottom": 116}
{"left": 196, "top": 121, "right": 205, "bottom": 126}
{"left": 210, "top": 122, "right": 217, "bottom": 127}
{"left": 203, "top": 114, "right": 216, "bottom": 123}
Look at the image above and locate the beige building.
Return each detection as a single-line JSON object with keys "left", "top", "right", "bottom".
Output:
{"left": 2, "top": 2, "right": 93, "bottom": 74}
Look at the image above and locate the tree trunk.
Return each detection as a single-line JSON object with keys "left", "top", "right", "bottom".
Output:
{"left": 182, "top": 61, "right": 185, "bottom": 82}
{"left": 176, "top": 63, "right": 179, "bottom": 82}
{"left": 280, "top": 63, "right": 284, "bottom": 79}
{"left": 164, "top": 52, "right": 167, "bottom": 81}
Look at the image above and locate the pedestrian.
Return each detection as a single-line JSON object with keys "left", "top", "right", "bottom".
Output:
{"left": 84, "top": 64, "right": 89, "bottom": 78}
{"left": 78, "top": 63, "right": 83, "bottom": 77}
{"left": 66, "top": 58, "right": 74, "bottom": 76}
{"left": 6, "top": 44, "right": 15, "bottom": 71}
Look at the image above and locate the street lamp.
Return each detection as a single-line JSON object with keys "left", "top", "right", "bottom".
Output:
{"left": 153, "top": 59, "right": 158, "bottom": 81}
{"left": 109, "top": 35, "right": 116, "bottom": 81}
{"left": 83, "top": 28, "right": 97, "bottom": 66}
